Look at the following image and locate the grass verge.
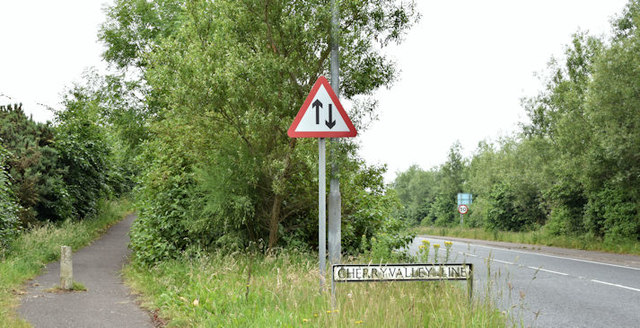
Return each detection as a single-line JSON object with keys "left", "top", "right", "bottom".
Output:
{"left": 125, "top": 251, "right": 504, "bottom": 327}
{"left": 0, "top": 198, "right": 131, "bottom": 328}
{"left": 414, "top": 226, "right": 640, "bottom": 255}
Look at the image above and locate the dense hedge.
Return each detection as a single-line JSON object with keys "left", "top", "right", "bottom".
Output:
{"left": 0, "top": 142, "right": 19, "bottom": 252}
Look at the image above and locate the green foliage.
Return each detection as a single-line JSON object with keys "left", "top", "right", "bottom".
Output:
{"left": 0, "top": 75, "right": 133, "bottom": 228}
{"left": 396, "top": 1, "right": 640, "bottom": 243}
{"left": 99, "top": 0, "right": 185, "bottom": 69}
{"left": 393, "top": 165, "right": 437, "bottom": 225}
{"left": 393, "top": 142, "right": 467, "bottom": 228}
{"left": 364, "top": 216, "right": 415, "bottom": 262}
{"left": 59, "top": 70, "right": 150, "bottom": 196}
{"left": 99, "top": 0, "right": 420, "bottom": 263}
{"left": 130, "top": 169, "right": 198, "bottom": 264}
{"left": 430, "top": 142, "right": 466, "bottom": 226}
{"left": 0, "top": 103, "right": 71, "bottom": 224}
{"left": 55, "top": 90, "right": 113, "bottom": 219}
{"left": 0, "top": 143, "right": 19, "bottom": 252}
{"left": 340, "top": 162, "right": 413, "bottom": 256}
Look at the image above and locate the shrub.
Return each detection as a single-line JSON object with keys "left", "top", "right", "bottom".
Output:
{"left": 0, "top": 143, "right": 19, "bottom": 252}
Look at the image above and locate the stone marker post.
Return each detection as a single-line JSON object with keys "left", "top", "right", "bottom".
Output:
{"left": 60, "top": 246, "right": 73, "bottom": 290}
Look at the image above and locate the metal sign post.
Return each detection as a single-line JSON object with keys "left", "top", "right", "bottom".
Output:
{"left": 318, "top": 138, "right": 326, "bottom": 291}
{"left": 328, "top": 0, "right": 341, "bottom": 302}
{"left": 288, "top": 77, "right": 357, "bottom": 293}
{"left": 458, "top": 204, "right": 469, "bottom": 226}
{"left": 457, "top": 194, "right": 472, "bottom": 227}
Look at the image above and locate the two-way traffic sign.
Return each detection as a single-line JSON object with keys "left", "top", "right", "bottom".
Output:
{"left": 288, "top": 76, "right": 357, "bottom": 138}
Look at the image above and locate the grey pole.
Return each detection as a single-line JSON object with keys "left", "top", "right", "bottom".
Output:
{"left": 328, "top": 0, "right": 341, "bottom": 303}
{"left": 328, "top": 0, "right": 341, "bottom": 267}
{"left": 318, "top": 137, "right": 327, "bottom": 292}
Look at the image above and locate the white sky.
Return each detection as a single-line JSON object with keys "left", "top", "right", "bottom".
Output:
{"left": 359, "top": 0, "right": 629, "bottom": 181}
{"left": 0, "top": 0, "right": 112, "bottom": 120}
{"left": 0, "top": 0, "right": 630, "bottom": 182}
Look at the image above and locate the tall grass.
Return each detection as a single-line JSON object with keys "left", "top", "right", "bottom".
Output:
{"left": 414, "top": 226, "right": 640, "bottom": 255}
{"left": 0, "top": 198, "right": 131, "bottom": 328}
{"left": 125, "top": 251, "right": 504, "bottom": 327}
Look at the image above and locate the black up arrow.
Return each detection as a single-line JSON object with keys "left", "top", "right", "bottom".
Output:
{"left": 312, "top": 99, "right": 323, "bottom": 124}
{"left": 325, "top": 104, "right": 336, "bottom": 129}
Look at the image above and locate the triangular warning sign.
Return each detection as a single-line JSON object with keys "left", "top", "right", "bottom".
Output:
{"left": 288, "top": 76, "right": 357, "bottom": 138}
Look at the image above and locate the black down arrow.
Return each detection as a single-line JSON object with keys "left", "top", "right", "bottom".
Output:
{"left": 325, "top": 104, "right": 336, "bottom": 129}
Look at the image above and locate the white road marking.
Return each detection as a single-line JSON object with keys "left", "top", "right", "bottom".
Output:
{"left": 527, "top": 266, "right": 569, "bottom": 276}
{"left": 465, "top": 243, "right": 640, "bottom": 272}
{"left": 457, "top": 252, "right": 478, "bottom": 257}
{"left": 591, "top": 279, "right": 640, "bottom": 293}
{"left": 492, "top": 259, "right": 514, "bottom": 265}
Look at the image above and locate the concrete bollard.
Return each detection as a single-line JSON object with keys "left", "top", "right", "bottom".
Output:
{"left": 60, "top": 246, "right": 73, "bottom": 290}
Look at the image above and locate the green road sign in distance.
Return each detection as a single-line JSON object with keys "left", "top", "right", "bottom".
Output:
{"left": 457, "top": 193, "right": 472, "bottom": 206}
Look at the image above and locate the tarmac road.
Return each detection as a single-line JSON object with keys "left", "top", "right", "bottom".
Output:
{"left": 410, "top": 236, "right": 640, "bottom": 327}
{"left": 18, "top": 214, "right": 153, "bottom": 328}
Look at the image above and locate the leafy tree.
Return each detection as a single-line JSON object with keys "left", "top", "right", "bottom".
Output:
{"left": 582, "top": 2, "right": 640, "bottom": 240}
{"left": 100, "top": 0, "right": 419, "bottom": 263}
{"left": 429, "top": 142, "right": 466, "bottom": 226}
{"left": 54, "top": 86, "right": 115, "bottom": 219}
{"left": 100, "top": 0, "right": 185, "bottom": 70}
{"left": 59, "top": 71, "right": 151, "bottom": 196}
{"left": 0, "top": 103, "right": 71, "bottom": 224}
{"left": 393, "top": 165, "right": 437, "bottom": 225}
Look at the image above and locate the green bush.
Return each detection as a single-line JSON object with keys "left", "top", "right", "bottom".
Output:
{"left": 0, "top": 143, "right": 19, "bottom": 252}
{"left": 0, "top": 103, "right": 71, "bottom": 224}
{"left": 585, "top": 185, "right": 639, "bottom": 240}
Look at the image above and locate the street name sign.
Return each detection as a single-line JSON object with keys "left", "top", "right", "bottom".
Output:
{"left": 333, "top": 263, "right": 473, "bottom": 282}
{"left": 288, "top": 76, "right": 357, "bottom": 138}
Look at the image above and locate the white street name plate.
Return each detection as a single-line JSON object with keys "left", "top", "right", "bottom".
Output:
{"left": 332, "top": 263, "right": 472, "bottom": 282}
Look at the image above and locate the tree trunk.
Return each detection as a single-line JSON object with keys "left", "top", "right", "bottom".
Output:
{"left": 267, "top": 194, "right": 283, "bottom": 250}
{"left": 266, "top": 139, "right": 297, "bottom": 250}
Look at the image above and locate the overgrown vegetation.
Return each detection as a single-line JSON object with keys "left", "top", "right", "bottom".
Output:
{"left": 0, "top": 99, "right": 131, "bottom": 224}
{"left": 125, "top": 251, "right": 504, "bottom": 327}
{"left": 98, "top": 0, "right": 421, "bottom": 264}
{"left": 394, "top": 1, "right": 640, "bottom": 247}
{"left": 0, "top": 143, "right": 19, "bottom": 254}
{"left": 0, "top": 104, "right": 68, "bottom": 225}
{"left": 0, "top": 199, "right": 131, "bottom": 327}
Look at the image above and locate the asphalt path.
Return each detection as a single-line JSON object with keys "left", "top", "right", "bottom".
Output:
{"left": 18, "top": 214, "right": 153, "bottom": 328}
{"left": 410, "top": 236, "right": 640, "bottom": 327}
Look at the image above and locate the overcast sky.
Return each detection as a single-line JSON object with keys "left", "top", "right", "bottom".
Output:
{"left": 0, "top": 0, "right": 630, "bottom": 182}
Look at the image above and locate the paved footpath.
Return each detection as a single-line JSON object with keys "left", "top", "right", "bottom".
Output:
{"left": 18, "top": 214, "right": 154, "bottom": 328}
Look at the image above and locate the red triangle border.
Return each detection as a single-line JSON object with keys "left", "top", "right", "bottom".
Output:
{"left": 288, "top": 76, "right": 357, "bottom": 138}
